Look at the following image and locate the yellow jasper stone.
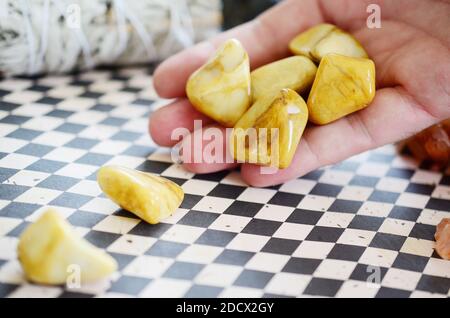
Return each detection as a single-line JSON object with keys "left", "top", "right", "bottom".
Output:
{"left": 186, "top": 39, "right": 251, "bottom": 127}
{"left": 251, "top": 56, "right": 317, "bottom": 101}
{"left": 289, "top": 23, "right": 368, "bottom": 62}
{"left": 97, "top": 165, "right": 184, "bottom": 224}
{"left": 307, "top": 54, "right": 376, "bottom": 125}
{"left": 231, "top": 88, "right": 308, "bottom": 169}
{"left": 18, "top": 209, "right": 117, "bottom": 285}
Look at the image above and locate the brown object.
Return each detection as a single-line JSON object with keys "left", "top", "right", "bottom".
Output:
{"left": 435, "top": 218, "right": 450, "bottom": 260}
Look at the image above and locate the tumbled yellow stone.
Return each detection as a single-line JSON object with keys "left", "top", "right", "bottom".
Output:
{"left": 186, "top": 39, "right": 251, "bottom": 127}
{"left": 18, "top": 209, "right": 117, "bottom": 285}
{"left": 289, "top": 23, "right": 368, "bottom": 62}
{"left": 232, "top": 88, "right": 308, "bottom": 169}
{"left": 307, "top": 54, "right": 376, "bottom": 125}
{"left": 97, "top": 165, "right": 184, "bottom": 224}
{"left": 250, "top": 56, "right": 317, "bottom": 101}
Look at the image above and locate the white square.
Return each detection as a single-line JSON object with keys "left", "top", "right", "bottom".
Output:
{"left": 336, "top": 280, "right": 379, "bottom": 298}
{"left": 147, "top": 148, "right": 173, "bottom": 162}
{"left": 21, "top": 116, "right": 64, "bottom": 132}
{"left": 0, "top": 260, "right": 26, "bottom": 284}
{"left": 382, "top": 268, "right": 421, "bottom": 291}
{"left": 33, "top": 131, "right": 74, "bottom": 147}
{"left": 400, "top": 238, "right": 434, "bottom": 257}
{"left": 3, "top": 170, "right": 49, "bottom": 187}
{"left": 357, "top": 201, "right": 393, "bottom": 217}
{"left": 423, "top": 258, "right": 450, "bottom": 278}
{"left": 78, "top": 125, "right": 119, "bottom": 140}
{"left": 219, "top": 286, "right": 263, "bottom": 298}
{"left": 58, "top": 97, "right": 96, "bottom": 111}
{"left": 55, "top": 163, "right": 97, "bottom": 179}
{"left": 15, "top": 187, "right": 62, "bottom": 205}
{"left": 195, "top": 264, "right": 242, "bottom": 287}
{"left": 0, "top": 79, "right": 32, "bottom": 91}
{"left": 123, "top": 255, "right": 174, "bottom": 279}
{"left": 209, "top": 214, "right": 252, "bottom": 233}
{"left": 316, "top": 212, "right": 354, "bottom": 228}
{"left": 161, "top": 208, "right": 189, "bottom": 225}
{"left": 410, "top": 290, "right": 446, "bottom": 298}
{"left": 25, "top": 206, "right": 75, "bottom": 222}
{"left": 356, "top": 162, "right": 390, "bottom": 177}
{"left": 273, "top": 223, "right": 313, "bottom": 241}
{"left": 140, "top": 278, "right": 192, "bottom": 298}
{"left": 0, "top": 217, "right": 22, "bottom": 236}
{"left": 0, "top": 153, "right": 38, "bottom": 169}
{"left": 313, "top": 259, "right": 356, "bottom": 280}
{"left": 338, "top": 186, "right": 373, "bottom": 201}
{"left": 279, "top": 179, "right": 316, "bottom": 195}
{"left": 265, "top": 272, "right": 311, "bottom": 296}
{"left": 38, "top": 75, "right": 71, "bottom": 86}
{"left": 297, "top": 195, "right": 335, "bottom": 211}
{"left": 293, "top": 241, "right": 335, "bottom": 259}
{"left": 3, "top": 90, "right": 42, "bottom": 104}
{"left": 43, "top": 147, "right": 86, "bottom": 163}
{"left": 161, "top": 164, "right": 195, "bottom": 179}
{"left": 90, "top": 140, "right": 130, "bottom": 155}
{"left": 0, "top": 236, "right": 18, "bottom": 260}
{"left": 319, "top": 170, "right": 354, "bottom": 186}
{"left": 226, "top": 233, "right": 270, "bottom": 253}
{"left": 359, "top": 247, "right": 398, "bottom": 268}
{"left": 161, "top": 224, "right": 205, "bottom": 244}
{"left": 431, "top": 185, "right": 450, "bottom": 200}
{"left": 99, "top": 91, "right": 136, "bottom": 104}
{"left": 192, "top": 196, "right": 234, "bottom": 214}
{"left": 237, "top": 187, "right": 276, "bottom": 203}
{"left": 90, "top": 80, "right": 124, "bottom": 93}
{"left": 182, "top": 179, "right": 218, "bottom": 196}
{"left": 391, "top": 156, "right": 418, "bottom": 169}
{"left": 378, "top": 218, "right": 414, "bottom": 236}
{"left": 93, "top": 215, "right": 141, "bottom": 234}
{"left": 8, "top": 284, "right": 62, "bottom": 298}
{"left": 67, "top": 179, "right": 102, "bottom": 197}
{"left": 337, "top": 229, "right": 376, "bottom": 247}
{"left": 104, "top": 155, "right": 146, "bottom": 169}
{"left": 219, "top": 171, "right": 248, "bottom": 186}
{"left": 122, "top": 118, "right": 149, "bottom": 133}
{"left": 107, "top": 234, "right": 156, "bottom": 256}
{"left": 245, "top": 253, "right": 290, "bottom": 273}
{"left": 411, "top": 170, "right": 442, "bottom": 185}
{"left": 80, "top": 197, "right": 119, "bottom": 215}
{"left": 0, "top": 125, "right": 17, "bottom": 138}
{"left": 396, "top": 193, "right": 430, "bottom": 209}
{"left": 110, "top": 105, "right": 148, "bottom": 119}
{"left": 12, "top": 103, "right": 52, "bottom": 117}
{"left": 253, "top": 204, "right": 294, "bottom": 222}
{"left": 177, "top": 244, "right": 223, "bottom": 264}
{"left": 47, "top": 85, "right": 84, "bottom": 98}
{"left": 376, "top": 177, "right": 409, "bottom": 193}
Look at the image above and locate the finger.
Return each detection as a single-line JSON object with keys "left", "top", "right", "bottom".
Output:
{"left": 149, "top": 99, "right": 213, "bottom": 147}
{"left": 240, "top": 87, "right": 438, "bottom": 187}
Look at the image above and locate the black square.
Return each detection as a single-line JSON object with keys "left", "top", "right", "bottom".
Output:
{"left": 268, "top": 192, "right": 304, "bottom": 207}
{"left": 7, "top": 221, "right": 31, "bottom": 237}
{"left": 49, "top": 190, "right": 91, "bottom": 208}
{"left": 35, "top": 96, "right": 63, "bottom": 105}
{"left": 242, "top": 219, "right": 282, "bottom": 236}
{"left": 180, "top": 194, "right": 203, "bottom": 209}
{"left": 121, "top": 87, "right": 141, "bottom": 93}
{"left": 110, "top": 131, "right": 141, "bottom": 142}
{"left": 26, "top": 159, "right": 66, "bottom": 173}
{"left": 282, "top": 257, "right": 321, "bottom": 275}
{"left": 193, "top": 170, "right": 230, "bottom": 182}
{"left": 16, "top": 143, "right": 54, "bottom": 157}
{"left": 0, "top": 100, "right": 20, "bottom": 111}
{"left": 0, "top": 167, "right": 19, "bottom": 183}
{"left": 368, "top": 190, "right": 399, "bottom": 203}
{"left": 55, "top": 123, "right": 87, "bottom": 134}
{"left": 79, "top": 91, "right": 103, "bottom": 99}
{"left": 136, "top": 160, "right": 171, "bottom": 174}
{"left": 6, "top": 128, "right": 42, "bottom": 141}
{"left": 369, "top": 233, "right": 406, "bottom": 251}
{"left": 109, "top": 253, "right": 137, "bottom": 270}
{"left": 426, "top": 198, "right": 450, "bottom": 211}
{"left": 0, "top": 184, "right": 29, "bottom": 200}
{"left": 440, "top": 175, "right": 450, "bottom": 186}
{"left": 405, "top": 183, "right": 434, "bottom": 195}
{"left": 368, "top": 153, "right": 395, "bottom": 163}
{"left": 207, "top": 184, "right": 245, "bottom": 199}
{"left": 409, "top": 223, "right": 436, "bottom": 241}
{"left": 386, "top": 168, "right": 414, "bottom": 179}
{"left": 262, "top": 293, "right": 292, "bottom": 298}
{"left": 164, "top": 177, "right": 186, "bottom": 186}
{"left": 301, "top": 170, "right": 324, "bottom": 180}
{"left": 261, "top": 238, "right": 301, "bottom": 255}
{"left": 163, "top": 262, "right": 204, "bottom": 280}
{"left": 122, "top": 145, "right": 155, "bottom": 157}
{"left": 333, "top": 161, "right": 360, "bottom": 172}
{"left": 84, "top": 230, "right": 120, "bottom": 249}
{"left": 327, "top": 244, "right": 365, "bottom": 261}
{"left": 376, "top": 287, "right": 411, "bottom": 298}
{"left": 286, "top": 209, "right": 323, "bottom": 225}
{"left": 0, "top": 202, "right": 39, "bottom": 219}
{"left": 310, "top": 183, "right": 342, "bottom": 197}
{"left": 328, "top": 199, "right": 363, "bottom": 213}
{"left": 100, "top": 117, "right": 127, "bottom": 126}
{"left": 145, "top": 240, "right": 188, "bottom": 258}
{"left": 350, "top": 175, "right": 379, "bottom": 187}
{"left": 392, "top": 253, "right": 429, "bottom": 272}
{"left": 178, "top": 211, "right": 219, "bottom": 228}
{"left": 90, "top": 104, "right": 114, "bottom": 112}
{"left": 112, "top": 208, "right": 140, "bottom": 219}
{"left": 224, "top": 201, "right": 263, "bottom": 217}
{"left": 416, "top": 275, "right": 450, "bottom": 295}
{"left": 195, "top": 229, "right": 236, "bottom": 247}
{"left": 59, "top": 291, "right": 94, "bottom": 298}
{"left": 388, "top": 206, "right": 421, "bottom": 221}
{"left": 132, "top": 98, "right": 154, "bottom": 106}
{"left": 128, "top": 222, "right": 171, "bottom": 238}
{"left": 214, "top": 249, "right": 254, "bottom": 266}
{"left": 67, "top": 211, "right": 106, "bottom": 228}
{"left": 305, "top": 226, "right": 344, "bottom": 242}
{"left": 0, "top": 283, "right": 17, "bottom": 298}
{"left": 303, "top": 278, "right": 343, "bottom": 297}
{"left": 76, "top": 153, "right": 111, "bottom": 166}
{"left": 233, "top": 270, "right": 274, "bottom": 289}
{"left": 37, "top": 175, "right": 79, "bottom": 191}
{"left": 65, "top": 137, "right": 99, "bottom": 150}
{"left": 70, "top": 79, "right": 92, "bottom": 86}
{"left": 0, "top": 115, "right": 31, "bottom": 125}
{"left": 45, "top": 110, "right": 74, "bottom": 118}
{"left": 350, "top": 264, "right": 387, "bottom": 282}
{"left": 27, "top": 84, "right": 51, "bottom": 92}
{"left": 109, "top": 275, "right": 151, "bottom": 296}
{"left": 348, "top": 215, "right": 383, "bottom": 231}
{"left": 185, "top": 285, "right": 222, "bottom": 298}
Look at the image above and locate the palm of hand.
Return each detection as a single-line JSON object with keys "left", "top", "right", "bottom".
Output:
{"left": 149, "top": 0, "right": 450, "bottom": 187}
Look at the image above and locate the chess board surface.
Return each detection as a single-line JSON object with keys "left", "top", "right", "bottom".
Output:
{"left": 0, "top": 66, "right": 449, "bottom": 298}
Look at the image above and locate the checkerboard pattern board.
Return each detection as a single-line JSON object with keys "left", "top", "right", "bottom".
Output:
{"left": 0, "top": 66, "right": 449, "bottom": 298}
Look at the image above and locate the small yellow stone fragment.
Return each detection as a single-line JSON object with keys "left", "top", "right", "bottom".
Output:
{"left": 307, "top": 54, "right": 376, "bottom": 125}
{"left": 232, "top": 88, "right": 308, "bottom": 169}
{"left": 97, "top": 165, "right": 184, "bottom": 224}
{"left": 289, "top": 23, "right": 368, "bottom": 62}
{"left": 250, "top": 56, "right": 317, "bottom": 101}
{"left": 186, "top": 39, "right": 251, "bottom": 127}
{"left": 18, "top": 209, "right": 117, "bottom": 285}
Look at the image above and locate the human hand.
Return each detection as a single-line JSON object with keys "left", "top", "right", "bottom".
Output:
{"left": 149, "top": 0, "right": 450, "bottom": 187}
